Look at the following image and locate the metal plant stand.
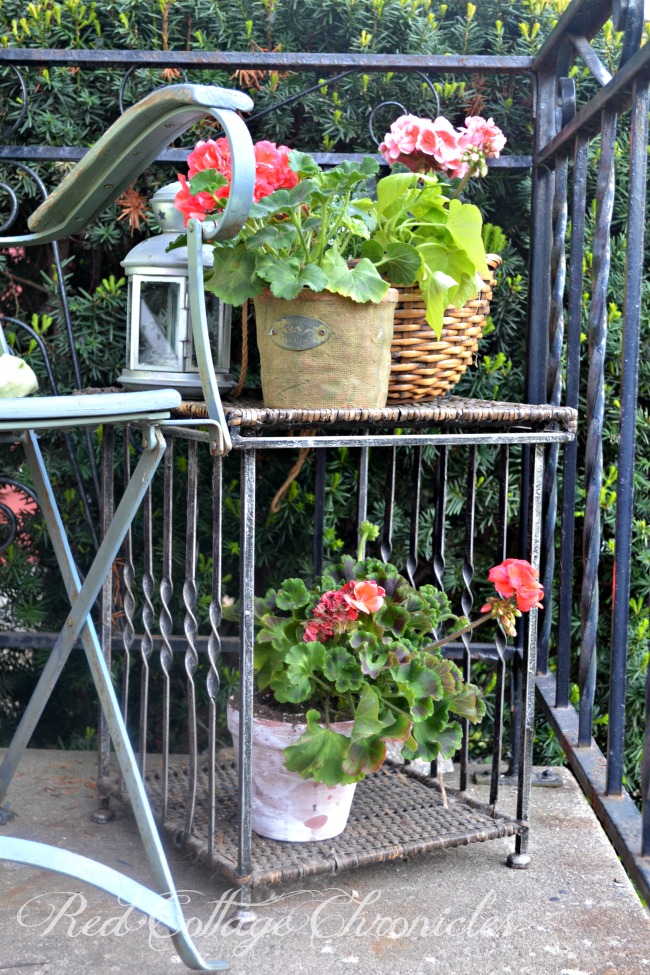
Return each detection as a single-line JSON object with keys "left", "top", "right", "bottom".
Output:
{"left": 141, "top": 395, "right": 576, "bottom": 901}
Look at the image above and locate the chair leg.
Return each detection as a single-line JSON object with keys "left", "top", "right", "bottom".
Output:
{"left": 0, "top": 425, "right": 230, "bottom": 972}
{"left": 0, "top": 425, "right": 165, "bottom": 801}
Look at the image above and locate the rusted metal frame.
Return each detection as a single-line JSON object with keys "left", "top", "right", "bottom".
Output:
{"left": 536, "top": 39, "right": 650, "bottom": 166}
{"left": 556, "top": 129, "right": 588, "bottom": 709}
{"left": 182, "top": 440, "right": 200, "bottom": 841}
{"left": 568, "top": 33, "right": 613, "bottom": 85}
{"left": 579, "top": 108, "right": 617, "bottom": 747}
{"left": 236, "top": 449, "right": 256, "bottom": 907}
{"left": 431, "top": 446, "right": 448, "bottom": 600}
{"left": 380, "top": 447, "right": 396, "bottom": 565}
{"left": 508, "top": 444, "right": 544, "bottom": 867}
{"left": 0, "top": 48, "right": 532, "bottom": 72}
{"left": 489, "top": 446, "right": 510, "bottom": 808}
{"left": 231, "top": 431, "right": 573, "bottom": 449}
{"left": 641, "top": 667, "right": 650, "bottom": 857}
{"left": 95, "top": 424, "right": 115, "bottom": 823}
{"left": 537, "top": 671, "right": 650, "bottom": 904}
{"left": 0, "top": 145, "right": 533, "bottom": 170}
{"left": 158, "top": 441, "right": 175, "bottom": 822}
{"left": 607, "top": 79, "right": 650, "bottom": 797}
{"left": 538, "top": 73, "right": 576, "bottom": 675}
{"left": 459, "top": 446, "right": 477, "bottom": 793}
{"left": 357, "top": 433, "right": 370, "bottom": 548}
{"left": 533, "top": 0, "right": 613, "bottom": 71}
{"left": 207, "top": 454, "right": 224, "bottom": 862}
{"left": 406, "top": 446, "right": 422, "bottom": 589}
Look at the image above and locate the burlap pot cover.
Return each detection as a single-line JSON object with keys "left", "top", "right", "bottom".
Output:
{"left": 253, "top": 287, "right": 399, "bottom": 409}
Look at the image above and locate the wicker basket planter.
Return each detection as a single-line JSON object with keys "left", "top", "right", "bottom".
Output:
{"left": 388, "top": 254, "right": 502, "bottom": 403}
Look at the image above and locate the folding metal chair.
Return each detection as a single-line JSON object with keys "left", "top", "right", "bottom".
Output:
{"left": 0, "top": 83, "right": 255, "bottom": 971}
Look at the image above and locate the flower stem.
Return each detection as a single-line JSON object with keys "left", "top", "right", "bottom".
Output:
{"left": 422, "top": 612, "right": 492, "bottom": 653}
{"left": 449, "top": 161, "right": 478, "bottom": 201}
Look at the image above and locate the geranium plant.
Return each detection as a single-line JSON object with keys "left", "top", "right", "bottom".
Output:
{"left": 174, "top": 137, "right": 391, "bottom": 306}
{"left": 243, "top": 523, "right": 542, "bottom": 788}
{"left": 363, "top": 113, "right": 507, "bottom": 336}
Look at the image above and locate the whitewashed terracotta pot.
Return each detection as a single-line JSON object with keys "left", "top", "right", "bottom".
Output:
{"left": 227, "top": 700, "right": 357, "bottom": 842}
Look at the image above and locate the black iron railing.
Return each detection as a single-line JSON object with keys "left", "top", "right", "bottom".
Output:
{"left": 1, "top": 0, "right": 649, "bottom": 902}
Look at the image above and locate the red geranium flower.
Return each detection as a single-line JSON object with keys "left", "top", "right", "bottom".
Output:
{"left": 485, "top": 559, "right": 544, "bottom": 612}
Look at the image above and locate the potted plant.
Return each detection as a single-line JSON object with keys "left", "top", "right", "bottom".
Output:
{"left": 368, "top": 113, "right": 507, "bottom": 401}
{"left": 174, "top": 140, "right": 398, "bottom": 409}
{"left": 225, "top": 523, "right": 543, "bottom": 843}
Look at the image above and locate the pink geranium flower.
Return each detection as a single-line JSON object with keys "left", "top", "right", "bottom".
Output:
{"left": 485, "top": 559, "right": 544, "bottom": 612}
{"left": 460, "top": 116, "right": 507, "bottom": 158}
{"left": 342, "top": 580, "right": 386, "bottom": 614}
{"left": 416, "top": 117, "right": 468, "bottom": 178}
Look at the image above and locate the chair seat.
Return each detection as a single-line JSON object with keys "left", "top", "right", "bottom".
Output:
{"left": 0, "top": 389, "right": 182, "bottom": 431}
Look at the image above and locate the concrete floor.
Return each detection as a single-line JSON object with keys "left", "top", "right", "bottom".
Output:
{"left": 0, "top": 749, "right": 648, "bottom": 975}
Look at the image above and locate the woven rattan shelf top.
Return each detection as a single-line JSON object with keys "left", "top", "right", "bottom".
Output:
{"left": 172, "top": 395, "right": 577, "bottom": 433}
{"left": 145, "top": 761, "right": 520, "bottom": 888}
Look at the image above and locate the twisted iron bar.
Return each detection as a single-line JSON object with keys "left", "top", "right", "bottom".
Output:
{"left": 158, "top": 441, "right": 175, "bottom": 822}
{"left": 138, "top": 482, "right": 156, "bottom": 778}
{"left": 579, "top": 112, "right": 617, "bottom": 746}
{"left": 539, "top": 76, "right": 575, "bottom": 673}
{"left": 406, "top": 446, "right": 421, "bottom": 588}
{"left": 182, "top": 440, "right": 200, "bottom": 841}
{"left": 459, "top": 446, "right": 477, "bottom": 792}
{"left": 206, "top": 454, "right": 223, "bottom": 862}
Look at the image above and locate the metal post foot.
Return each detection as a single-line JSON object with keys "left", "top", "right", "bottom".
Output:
{"left": 506, "top": 851, "right": 531, "bottom": 869}
{"left": 227, "top": 905, "right": 257, "bottom": 929}
{"left": 91, "top": 806, "right": 115, "bottom": 825}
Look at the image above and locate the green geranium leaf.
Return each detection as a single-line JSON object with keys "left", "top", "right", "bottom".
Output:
{"left": 375, "top": 600, "right": 410, "bottom": 636}
{"left": 249, "top": 180, "right": 315, "bottom": 217}
{"left": 256, "top": 255, "right": 328, "bottom": 300}
{"left": 206, "top": 246, "right": 264, "bottom": 306}
{"left": 246, "top": 223, "right": 298, "bottom": 250}
{"left": 449, "top": 682, "right": 486, "bottom": 722}
{"left": 381, "top": 711, "right": 412, "bottom": 743}
{"left": 403, "top": 701, "right": 454, "bottom": 761}
{"left": 375, "top": 172, "right": 418, "bottom": 218}
{"left": 188, "top": 170, "right": 228, "bottom": 195}
{"left": 321, "top": 249, "right": 389, "bottom": 303}
{"left": 357, "top": 642, "right": 389, "bottom": 678}
{"left": 434, "top": 722, "right": 463, "bottom": 759}
{"left": 445, "top": 199, "right": 488, "bottom": 273}
{"left": 283, "top": 710, "right": 358, "bottom": 785}
{"left": 351, "top": 685, "right": 384, "bottom": 739}
{"left": 322, "top": 647, "right": 364, "bottom": 693}
{"left": 393, "top": 659, "right": 444, "bottom": 718}
{"left": 272, "top": 642, "right": 327, "bottom": 703}
{"left": 360, "top": 239, "right": 384, "bottom": 263}
{"left": 275, "top": 577, "right": 312, "bottom": 610}
{"left": 379, "top": 243, "right": 421, "bottom": 286}
{"left": 342, "top": 736, "right": 385, "bottom": 778}
{"left": 289, "top": 150, "right": 321, "bottom": 176}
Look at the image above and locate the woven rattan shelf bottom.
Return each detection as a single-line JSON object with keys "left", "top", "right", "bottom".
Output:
{"left": 145, "top": 761, "right": 521, "bottom": 888}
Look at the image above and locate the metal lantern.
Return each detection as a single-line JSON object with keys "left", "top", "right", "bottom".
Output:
{"left": 118, "top": 182, "right": 233, "bottom": 396}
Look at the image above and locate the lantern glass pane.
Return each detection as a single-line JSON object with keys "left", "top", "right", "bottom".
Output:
{"left": 189, "top": 293, "right": 231, "bottom": 373}
{"left": 137, "top": 280, "right": 182, "bottom": 368}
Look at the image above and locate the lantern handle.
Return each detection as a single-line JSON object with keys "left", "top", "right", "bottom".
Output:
{"left": 0, "top": 83, "right": 256, "bottom": 247}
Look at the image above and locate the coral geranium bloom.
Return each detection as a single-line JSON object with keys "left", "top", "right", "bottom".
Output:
{"left": 488, "top": 559, "right": 544, "bottom": 612}
{"left": 343, "top": 580, "right": 386, "bottom": 614}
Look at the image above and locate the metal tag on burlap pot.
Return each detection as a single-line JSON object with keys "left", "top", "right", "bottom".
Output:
{"left": 253, "top": 288, "right": 398, "bottom": 409}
